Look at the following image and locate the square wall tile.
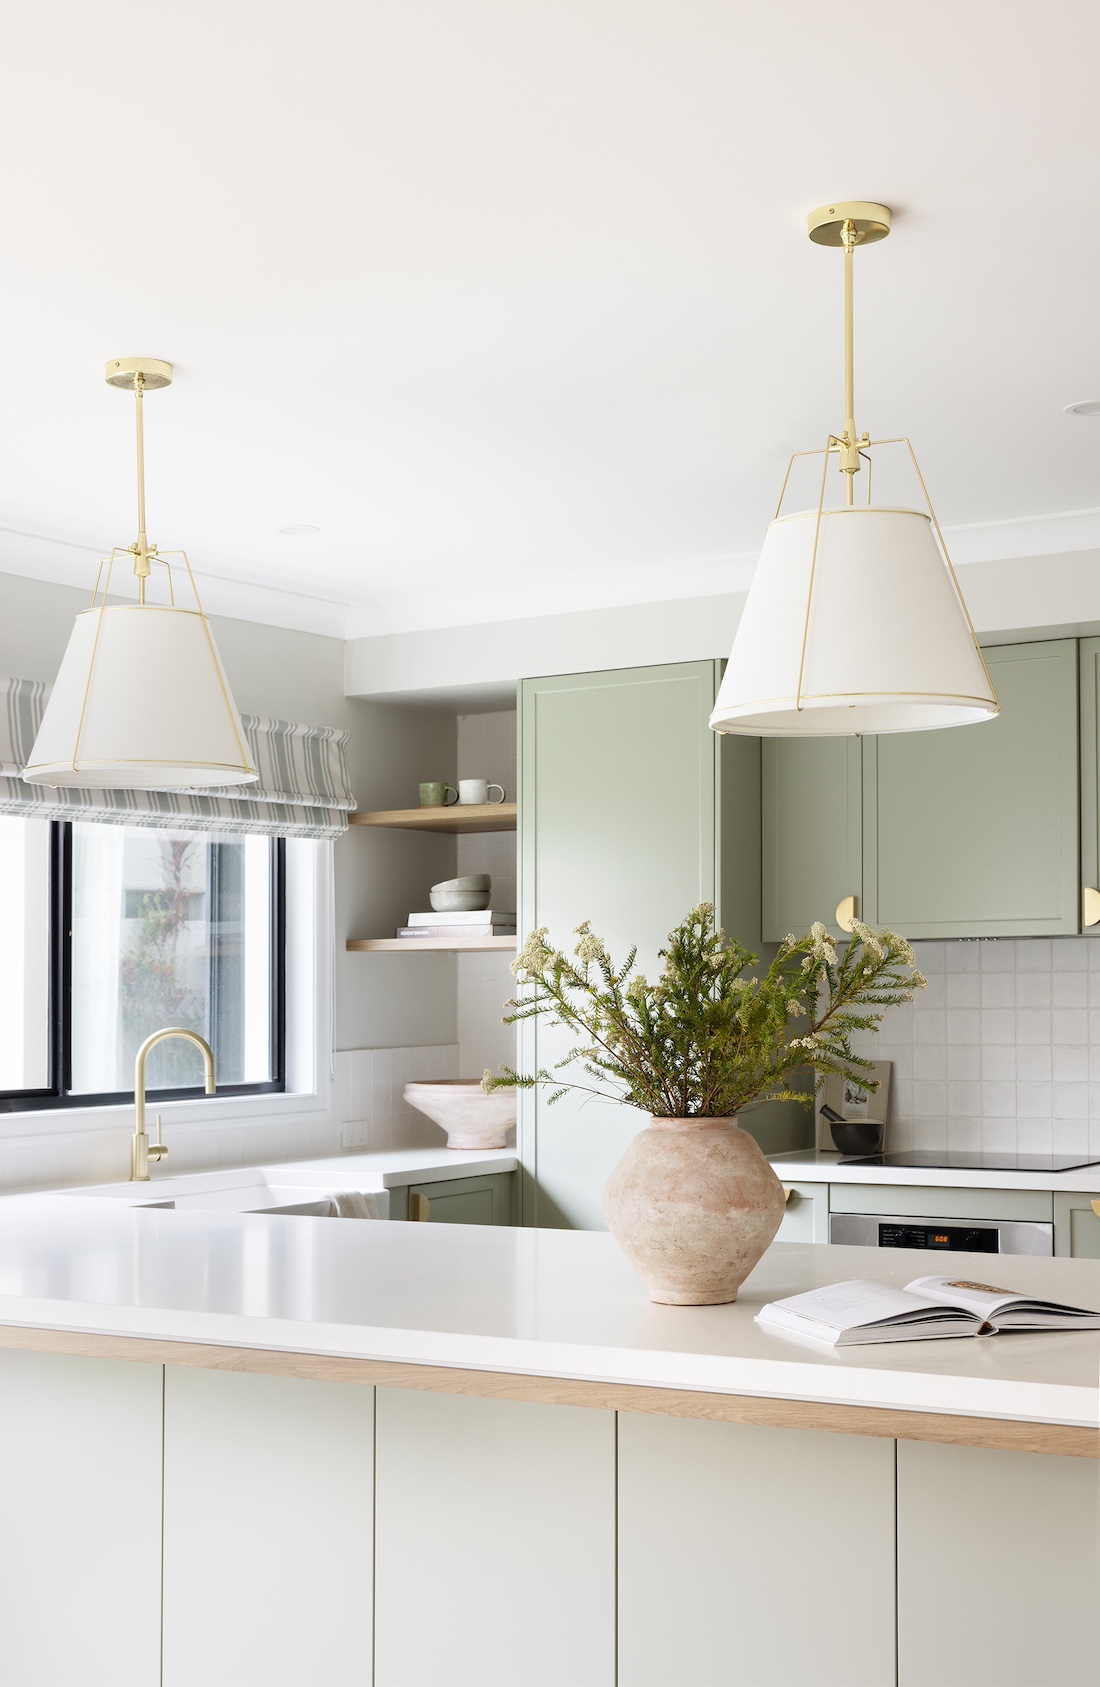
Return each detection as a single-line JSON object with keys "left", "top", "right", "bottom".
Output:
{"left": 1052, "top": 937, "right": 1088, "bottom": 971}
{"left": 1016, "top": 940, "right": 1051, "bottom": 971}
{"left": 1052, "top": 972, "right": 1087, "bottom": 1007}
{"left": 946, "top": 974, "right": 979, "bottom": 1008}
{"left": 1016, "top": 1045, "right": 1052, "bottom": 1081}
{"left": 946, "top": 1044, "right": 980, "bottom": 1080}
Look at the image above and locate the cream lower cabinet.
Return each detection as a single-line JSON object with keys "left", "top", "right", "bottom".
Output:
{"left": 897, "top": 1441, "right": 1098, "bottom": 1684}
{"left": 162, "top": 1368, "right": 374, "bottom": 1687}
{"left": 373, "top": 1388, "right": 616, "bottom": 1687}
{"left": 618, "top": 1415, "right": 897, "bottom": 1687}
{"left": 0, "top": 1350, "right": 163, "bottom": 1687}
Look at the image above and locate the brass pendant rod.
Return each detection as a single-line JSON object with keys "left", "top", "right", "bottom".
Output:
{"left": 841, "top": 220, "right": 858, "bottom": 507}
{"left": 133, "top": 372, "right": 151, "bottom": 603}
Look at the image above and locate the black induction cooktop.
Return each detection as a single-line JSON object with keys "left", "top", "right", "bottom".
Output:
{"left": 840, "top": 1151, "right": 1100, "bottom": 1173}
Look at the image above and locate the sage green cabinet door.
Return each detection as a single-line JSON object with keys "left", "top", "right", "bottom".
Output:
{"left": 518, "top": 663, "right": 724, "bottom": 1231}
{"left": 1053, "top": 1189, "right": 1100, "bottom": 1257}
{"left": 761, "top": 737, "right": 862, "bottom": 940}
{"left": 897, "top": 1441, "right": 1098, "bottom": 1685}
{"left": 863, "top": 639, "right": 1079, "bottom": 938}
{"left": 618, "top": 1415, "right": 896, "bottom": 1686}
{"left": 407, "top": 1171, "right": 513, "bottom": 1225}
{"left": 1078, "top": 636, "right": 1100, "bottom": 928}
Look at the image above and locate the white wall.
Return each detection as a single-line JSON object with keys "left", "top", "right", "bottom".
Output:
{"left": 455, "top": 711, "right": 518, "bottom": 1084}
{"left": 344, "top": 550, "right": 1100, "bottom": 708}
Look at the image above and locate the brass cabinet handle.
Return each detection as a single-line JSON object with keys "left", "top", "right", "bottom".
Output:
{"left": 410, "top": 1192, "right": 431, "bottom": 1222}
{"left": 1084, "top": 887, "right": 1100, "bottom": 928}
{"left": 835, "top": 895, "right": 857, "bottom": 933}
{"left": 1091, "top": 1200, "right": 1100, "bottom": 1219}
{"left": 782, "top": 1187, "right": 794, "bottom": 1203}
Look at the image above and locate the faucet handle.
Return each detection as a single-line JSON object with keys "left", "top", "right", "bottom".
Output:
{"left": 148, "top": 1113, "right": 169, "bottom": 1163}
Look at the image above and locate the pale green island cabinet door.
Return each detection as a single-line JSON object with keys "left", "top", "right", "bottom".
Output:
{"left": 518, "top": 662, "right": 769, "bottom": 1231}
{"left": 761, "top": 736, "right": 862, "bottom": 940}
{"left": 863, "top": 639, "right": 1080, "bottom": 938}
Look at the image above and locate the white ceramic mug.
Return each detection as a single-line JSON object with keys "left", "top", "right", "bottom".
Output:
{"left": 458, "top": 779, "right": 505, "bottom": 805}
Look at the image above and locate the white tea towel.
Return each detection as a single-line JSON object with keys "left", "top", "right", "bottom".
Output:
{"left": 328, "top": 1190, "right": 381, "bottom": 1219}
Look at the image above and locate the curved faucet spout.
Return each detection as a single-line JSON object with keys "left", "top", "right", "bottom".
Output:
{"left": 131, "top": 1028, "right": 216, "bottom": 1182}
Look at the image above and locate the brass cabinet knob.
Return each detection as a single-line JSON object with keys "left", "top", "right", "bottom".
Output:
{"left": 1083, "top": 887, "right": 1100, "bottom": 928}
{"left": 835, "top": 894, "right": 857, "bottom": 933}
{"left": 1091, "top": 1200, "right": 1100, "bottom": 1219}
{"left": 410, "top": 1191, "right": 431, "bottom": 1222}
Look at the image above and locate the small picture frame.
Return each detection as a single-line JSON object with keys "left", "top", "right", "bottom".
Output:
{"left": 816, "top": 1062, "right": 892, "bottom": 1153}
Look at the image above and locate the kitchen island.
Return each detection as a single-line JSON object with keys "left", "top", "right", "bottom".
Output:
{"left": 0, "top": 1209, "right": 1096, "bottom": 1687}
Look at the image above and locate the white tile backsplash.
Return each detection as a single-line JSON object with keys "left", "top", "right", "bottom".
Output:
{"left": 865, "top": 938, "right": 1100, "bottom": 1155}
{"left": 332, "top": 1043, "right": 460, "bottom": 1149}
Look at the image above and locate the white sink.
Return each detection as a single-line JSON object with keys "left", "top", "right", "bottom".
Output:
{"left": 46, "top": 1165, "right": 391, "bottom": 1219}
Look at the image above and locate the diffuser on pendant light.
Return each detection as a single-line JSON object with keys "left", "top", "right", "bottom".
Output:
{"left": 710, "top": 202, "right": 998, "bottom": 737}
{"left": 24, "top": 358, "right": 256, "bottom": 789}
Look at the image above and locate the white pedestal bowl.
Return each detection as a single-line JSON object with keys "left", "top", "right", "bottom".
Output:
{"left": 404, "top": 1079, "right": 517, "bottom": 1149}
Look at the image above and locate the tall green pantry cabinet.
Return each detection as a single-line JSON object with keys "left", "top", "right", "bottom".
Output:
{"left": 517, "top": 661, "right": 802, "bottom": 1231}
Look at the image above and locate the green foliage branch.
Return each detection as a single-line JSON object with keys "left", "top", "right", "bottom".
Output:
{"left": 484, "top": 904, "right": 926, "bottom": 1118}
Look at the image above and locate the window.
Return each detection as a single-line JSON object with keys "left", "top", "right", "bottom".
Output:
{"left": 0, "top": 820, "right": 285, "bottom": 1111}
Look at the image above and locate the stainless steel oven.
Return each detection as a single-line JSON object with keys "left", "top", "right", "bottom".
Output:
{"left": 829, "top": 1212, "right": 1054, "bottom": 1255}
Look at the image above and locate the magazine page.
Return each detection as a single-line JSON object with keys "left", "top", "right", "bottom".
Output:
{"left": 759, "top": 1278, "right": 973, "bottom": 1333}
{"left": 905, "top": 1274, "right": 1100, "bottom": 1326}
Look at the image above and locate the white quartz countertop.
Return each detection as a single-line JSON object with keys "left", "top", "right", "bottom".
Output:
{"left": 2, "top": 1146, "right": 519, "bottom": 1213}
{"left": 770, "top": 1149, "right": 1100, "bottom": 1193}
{"left": 0, "top": 1206, "right": 1095, "bottom": 1429}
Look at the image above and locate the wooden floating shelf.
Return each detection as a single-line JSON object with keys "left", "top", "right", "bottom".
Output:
{"left": 346, "top": 936, "right": 518, "bottom": 953}
{"left": 349, "top": 803, "right": 517, "bottom": 835}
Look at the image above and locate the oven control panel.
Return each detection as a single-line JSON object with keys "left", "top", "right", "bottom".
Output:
{"left": 878, "top": 1222, "right": 998, "bottom": 1253}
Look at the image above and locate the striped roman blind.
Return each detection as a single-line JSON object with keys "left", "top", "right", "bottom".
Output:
{"left": 0, "top": 677, "right": 355, "bottom": 838}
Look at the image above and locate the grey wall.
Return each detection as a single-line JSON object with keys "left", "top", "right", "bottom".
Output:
{"left": 0, "top": 571, "right": 459, "bottom": 1052}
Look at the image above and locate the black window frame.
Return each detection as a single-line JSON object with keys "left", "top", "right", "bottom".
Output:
{"left": 0, "top": 821, "right": 286, "bottom": 1114}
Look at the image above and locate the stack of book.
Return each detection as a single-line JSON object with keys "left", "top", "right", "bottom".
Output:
{"left": 396, "top": 910, "right": 517, "bottom": 940}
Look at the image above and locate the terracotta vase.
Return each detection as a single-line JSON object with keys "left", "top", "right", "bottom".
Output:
{"left": 602, "top": 1117, "right": 786, "bottom": 1305}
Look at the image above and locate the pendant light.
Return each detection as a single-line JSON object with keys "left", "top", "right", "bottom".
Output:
{"left": 710, "top": 202, "right": 999, "bottom": 737}
{"left": 24, "top": 358, "right": 257, "bottom": 789}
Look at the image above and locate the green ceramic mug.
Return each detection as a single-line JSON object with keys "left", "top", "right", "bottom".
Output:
{"left": 419, "top": 782, "right": 459, "bottom": 807}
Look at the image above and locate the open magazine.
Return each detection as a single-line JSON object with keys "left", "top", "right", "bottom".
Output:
{"left": 755, "top": 1275, "right": 1100, "bottom": 1347}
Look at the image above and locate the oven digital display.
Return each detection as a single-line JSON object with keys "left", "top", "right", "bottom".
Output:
{"left": 878, "top": 1223, "right": 999, "bottom": 1253}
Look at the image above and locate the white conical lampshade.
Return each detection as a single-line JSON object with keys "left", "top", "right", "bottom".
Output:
{"left": 23, "top": 604, "right": 257, "bottom": 788}
{"left": 710, "top": 506, "right": 999, "bottom": 736}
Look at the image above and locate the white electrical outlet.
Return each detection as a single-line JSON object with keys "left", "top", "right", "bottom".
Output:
{"left": 341, "top": 1121, "right": 367, "bottom": 1149}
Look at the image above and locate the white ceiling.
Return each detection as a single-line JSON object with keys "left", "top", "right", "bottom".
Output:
{"left": 1, "top": 1, "right": 1098, "bottom": 638}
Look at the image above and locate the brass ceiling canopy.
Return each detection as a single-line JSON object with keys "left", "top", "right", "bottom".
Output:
{"left": 806, "top": 201, "right": 892, "bottom": 247}
{"left": 104, "top": 356, "right": 173, "bottom": 391}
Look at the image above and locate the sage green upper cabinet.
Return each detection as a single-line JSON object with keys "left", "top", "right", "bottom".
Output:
{"left": 762, "top": 737, "right": 862, "bottom": 941}
{"left": 1077, "top": 636, "right": 1100, "bottom": 930}
{"left": 518, "top": 662, "right": 760, "bottom": 1231}
{"left": 863, "top": 639, "right": 1079, "bottom": 939}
